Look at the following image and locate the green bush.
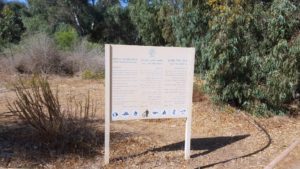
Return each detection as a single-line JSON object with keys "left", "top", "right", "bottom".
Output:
{"left": 81, "top": 69, "right": 104, "bottom": 80}
{"left": 54, "top": 24, "right": 78, "bottom": 51}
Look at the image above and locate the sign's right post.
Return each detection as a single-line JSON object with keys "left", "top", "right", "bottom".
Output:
{"left": 185, "top": 50, "right": 195, "bottom": 160}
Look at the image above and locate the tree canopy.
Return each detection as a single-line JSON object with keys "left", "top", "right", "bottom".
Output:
{"left": 0, "top": 0, "right": 299, "bottom": 115}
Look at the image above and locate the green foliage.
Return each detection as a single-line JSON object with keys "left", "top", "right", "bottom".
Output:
{"left": 24, "top": 0, "right": 97, "bottom": 36}
{"left": 1, "top": 0, "right": 299, "bottom": 116}
{"left": 0, "top": 5, "right": 25, "bottom": 50}
{"left": 129, "top": 0, "right": 165, "bottom": 45}
{"left": 81, "top": 69, "right": 104, "bottom": 80}
{"left": 54, "top": 24, "right": 79, "bottom": 50}
{"left": 23, "top": 0, "right": 56, "bottom": 34}
{"left": 267, "top": 0, "right": 298, "bottom": 42}
{"left": 172, "top": 0, "right": 211, "bottom": 72}
{"left": 156, "top": 2, "right": 177, "bottom": 45}
{"left": 22, "top": 15, "right": 49, "bottom": 34}
{"left": 202, "top": 0, "right": 299, "bottom": 116}
{"left": 90, "top": 4, "right": 137, "bottom": 44}
{"left": 204, "top": 0, "right": 258, "bottom": 105}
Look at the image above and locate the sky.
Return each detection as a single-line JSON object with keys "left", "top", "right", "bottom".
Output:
{"left": 5, "top": 0, "right": 27, "bottom": 3}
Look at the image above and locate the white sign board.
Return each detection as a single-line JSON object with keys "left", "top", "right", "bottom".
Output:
{"left": 105, "top": 44, "right": 195, "bottom": 164}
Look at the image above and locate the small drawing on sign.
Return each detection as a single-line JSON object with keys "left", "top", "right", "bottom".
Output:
{"left": 142, "top": 110, "right": 149, "bottom": 117}
{"left": 123, "top": 112, "right": 129, "bottom": 116}
{"left": 113, "top": 112, "right": 118, "bottom": 117}
{"left": 162, "top": 110, "right": 167, "bottom": 115}
{"left": 153, "top": 111, "right": 158, "bottom": 115}
{"left": 180, "top": 109, "right": 186, "bottom": 114}
{"left": 172, "top": 109, "right": 176, "bottom": 115}
{"left": 134, "top": 111, "right": 138, "bottom": 116}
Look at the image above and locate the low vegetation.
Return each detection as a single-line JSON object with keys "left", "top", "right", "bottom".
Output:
{"left": 82, "top": 69, "right": 104, "bottom": 80}
{"left": 7, "top": 75, "right": 100, "bottom": 153}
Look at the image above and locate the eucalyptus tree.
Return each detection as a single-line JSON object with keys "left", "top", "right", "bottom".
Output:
{"left": 25, "top": 0, "right": 98, "bottom": 35}
{"left": 0, "top": 2, "right": 25, "bottom": 51}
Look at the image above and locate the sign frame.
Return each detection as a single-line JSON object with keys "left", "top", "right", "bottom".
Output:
{"left": 104, "top": 44, "right": 195, "bottom": 165}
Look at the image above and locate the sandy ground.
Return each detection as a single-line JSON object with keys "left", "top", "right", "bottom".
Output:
{"left": 0, "top": 75, "right": 299, "bottom": 169}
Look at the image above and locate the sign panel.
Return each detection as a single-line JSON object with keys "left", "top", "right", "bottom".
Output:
{"left": 109, "top": 45, "right": 195, "bottom": 121}
{"left": 105, "top": 44, "right": 195, "bottom": 164}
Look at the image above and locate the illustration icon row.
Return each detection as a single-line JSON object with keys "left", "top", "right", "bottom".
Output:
{"left": 112, "top": 109, "right": 187, "bottom": 117}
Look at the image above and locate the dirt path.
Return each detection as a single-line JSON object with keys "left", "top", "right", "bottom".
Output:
{"left": 0, "top": 76, "right": 299, "bottom": 169}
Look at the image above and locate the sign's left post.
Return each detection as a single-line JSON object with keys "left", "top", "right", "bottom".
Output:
{"left": 104, "top": 44, "right": 112, "bottom": 165}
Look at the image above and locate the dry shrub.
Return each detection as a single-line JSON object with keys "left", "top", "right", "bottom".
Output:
{"left": 0, "top": 56, "right": 16, "bottom": 73}
{"left": 64, "top": 40, "right": 105, "bottom": 74}
{"left": 0, "top": 35, "right": 104, "bottom": 76}
{"left": 14, "top": 33, "right": 62, "bottom": 74}
{"left": 7, "top": 75, "right": 99, "bottom": 152}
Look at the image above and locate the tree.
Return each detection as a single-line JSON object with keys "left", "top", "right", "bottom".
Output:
{"left": 172, "top": 0, "right": 210, "bottom": 72}
{"left": 61, "top": 0, "right": 97, "bottom": 36}
{"left": 202, "top": 0, "right": 299, "bottom": 115}
{"left": 24, "top": 0, "right": 98, "bottom": 36}
{"left": 0, "top": 0, "right": 4, "bottom": 10}
{"left": 0, "top": 5, "right": 25, "bottom": 50}
{"left": 129, "top": 0, "right": 168, "bottom": 45}
{"left": 90, "top": 4, "right": 138, "bottom": 44}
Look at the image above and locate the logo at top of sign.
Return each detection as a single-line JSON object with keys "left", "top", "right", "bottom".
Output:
{"left": 149, "top": 48, "right": 156, "bottom": 58}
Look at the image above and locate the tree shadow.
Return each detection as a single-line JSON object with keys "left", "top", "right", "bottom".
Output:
{"left": 111, "top": 134, "right": 250, "bottom": 162}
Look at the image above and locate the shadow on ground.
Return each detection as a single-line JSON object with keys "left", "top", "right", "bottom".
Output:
{"left": 111, "top": 115, "right": 272, "bottom": 169}
{"left": 112, "top": 134, "right": 250, "bottom": 162}
{"left": 157, "top": 135, "right": 250, "bottom": 158}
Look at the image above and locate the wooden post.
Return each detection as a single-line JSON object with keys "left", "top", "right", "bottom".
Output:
{"left": 184, "top": 113, "right": 192, "bottom": 159}
{"left": 184, "top": 49, "right": 195, "bottom": 160}
{"left": 104, "top": 44, "right": 112, "bottom": 165}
